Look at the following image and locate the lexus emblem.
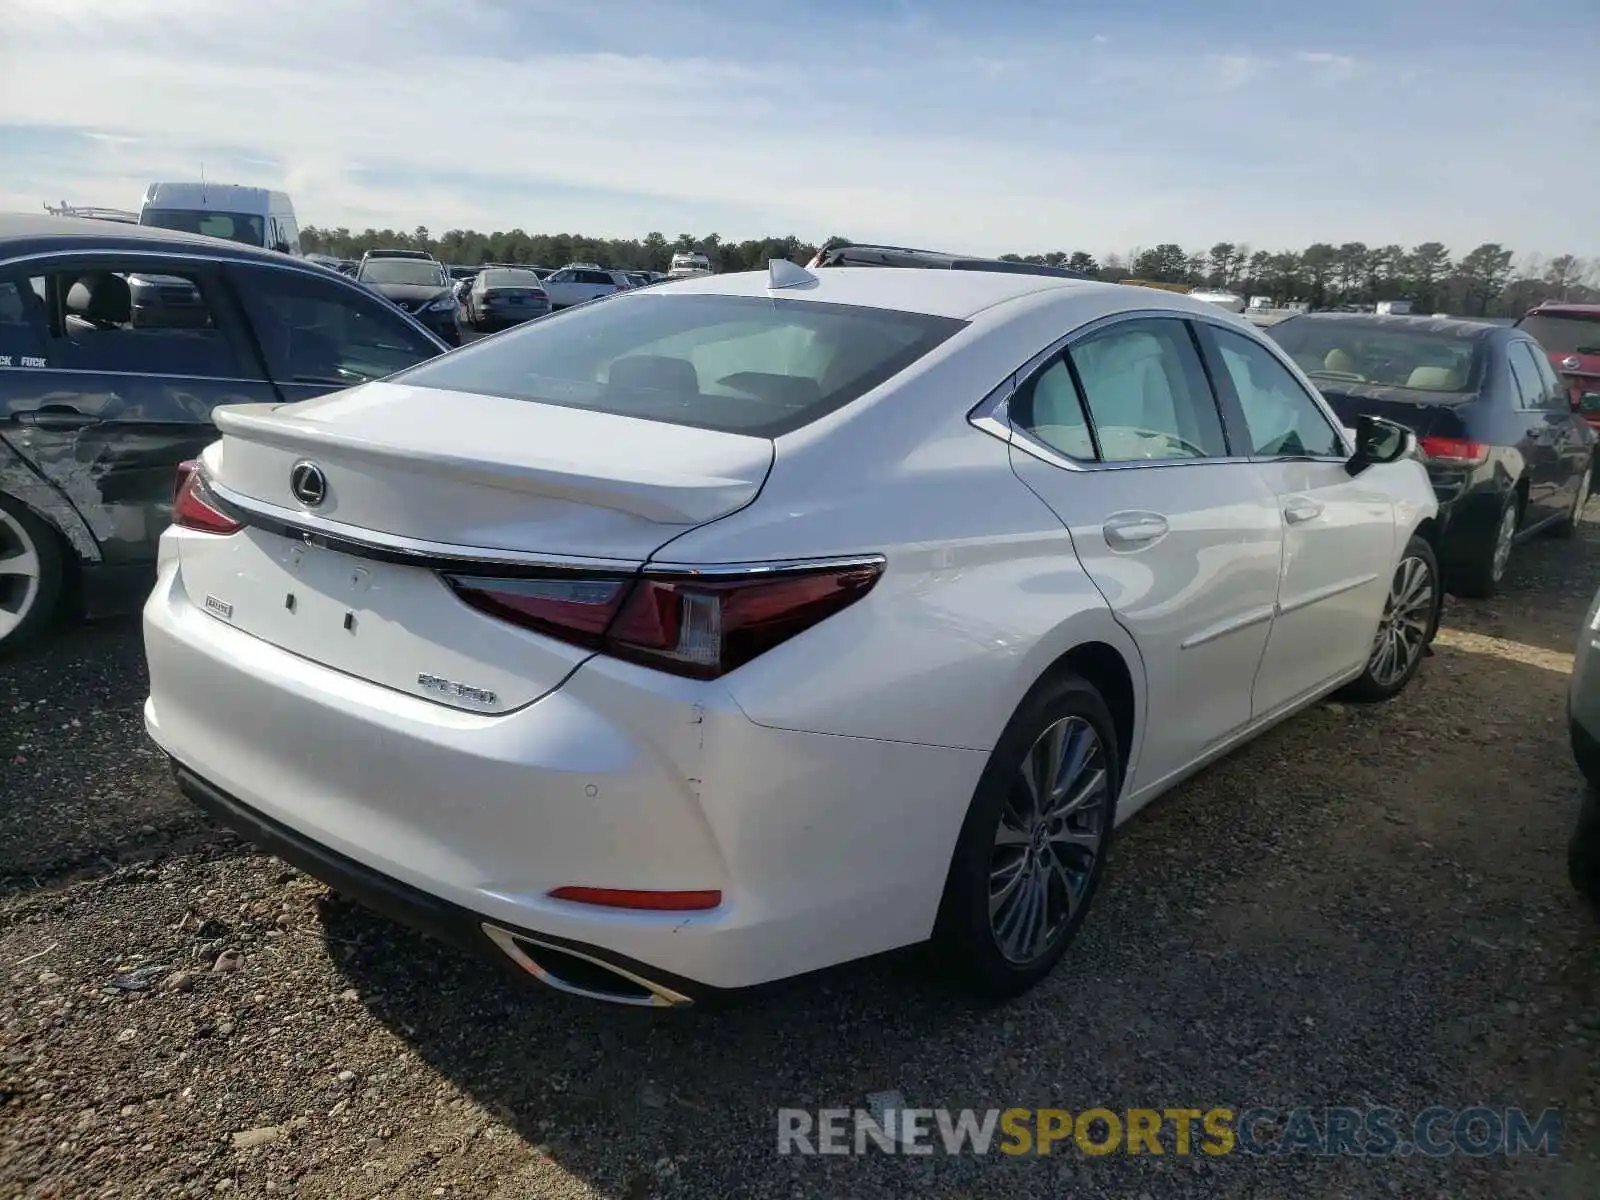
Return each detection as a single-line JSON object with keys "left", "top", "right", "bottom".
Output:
{"left": 289, "top": 461, "right": 327, "bottom": 508}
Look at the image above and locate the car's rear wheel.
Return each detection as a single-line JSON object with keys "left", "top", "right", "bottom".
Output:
{"left": 0, "top": 493, "right": 64, "bottom": 656}
{"left": 933, "top": 674, "right": 1118, "bottom": 998}
{"left": 1340, "top": 534, "right": 1440, "bottom": 703}
{"left": 1570, "top": 786, "right": 1600, "bottom": 908}
{"left": 1453, "top": 496, "right": 1517, "bottom": 599}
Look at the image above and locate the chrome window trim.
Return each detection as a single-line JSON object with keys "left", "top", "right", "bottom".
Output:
{"left": 0, "top": 365, "right": 269, "bottom": 386}
{"left": 966, "top": 308, "right": 1263, "bottom": 471}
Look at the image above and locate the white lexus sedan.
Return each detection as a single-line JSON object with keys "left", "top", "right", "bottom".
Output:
{"left": 143, "top": 263, "right": 1440, "bottom": 1007}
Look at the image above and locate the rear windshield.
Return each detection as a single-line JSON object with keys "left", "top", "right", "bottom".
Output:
{"left": 480, "top": 269, "right": 541, "bottom": 287}
{"left": 1267, "top": 320, "right": 1483, "bottom": 393}
{"left": 360, "top": 260, "right": 448, "bottom": 286}
{"left": 392, "top": 293, "right": 966, "bottom": 436}
{"left": 140, "top": 208, "right": 265, "bottom": 247}
{"left": 1516, "top": 314, "right": 1600, "bottom": 356}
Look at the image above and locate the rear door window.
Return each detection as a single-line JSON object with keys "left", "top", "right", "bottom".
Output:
{"left": 389, "top": 292, "right": 966, "bottom": 436}
{"left": 1066, "top": 319, "right": 1229, "bottom": 460}
{"left": 232, "top": 264, "right": 443, "bottom": 386}
{"left": 33, "top": 263, "right": 254, "bottom": 379}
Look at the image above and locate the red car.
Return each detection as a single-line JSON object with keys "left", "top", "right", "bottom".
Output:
{"left": 1516, "top": 303, "right": 1600, "bottom": 428}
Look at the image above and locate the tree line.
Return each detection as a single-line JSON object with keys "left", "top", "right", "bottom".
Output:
{"left": 299, "top": 225, "right": 1600, "bottom": 318}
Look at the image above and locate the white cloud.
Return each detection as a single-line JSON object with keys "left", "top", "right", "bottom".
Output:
{"left": 1294, "top": 50, "right": 1358, "bottom": 81}
{"left": 0, "top": 0, "right": 1596, "bottom": 256}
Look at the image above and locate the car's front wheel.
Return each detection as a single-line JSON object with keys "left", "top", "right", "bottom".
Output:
{"left": 1340, "top": 533, "right": 1440, "bottom": 703}
{"left": 933, "top": 673, "right": 1119, "bottom": 998}
{"left": 0, "top": 493, "right": 64, "bottom": 656}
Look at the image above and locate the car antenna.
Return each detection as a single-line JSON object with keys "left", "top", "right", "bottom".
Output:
{"left": 768, "top": 259, "right": 817, "bottom": 290}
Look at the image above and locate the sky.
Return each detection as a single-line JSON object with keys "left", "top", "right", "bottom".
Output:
{"left": 2, "top": 0, "right": 1597, "bottom": 260}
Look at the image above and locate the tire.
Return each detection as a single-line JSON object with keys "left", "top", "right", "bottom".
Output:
{"left": 1451, "top": 495, "right": 1518, "bottom": 599}
{"left": 932, "top": 673, "right": 1120, "bottom": 999}
{"left": 1550, "top": 460, "right": 1593, "bottom": 539}
{"left": 1570, "top": 786, "right": 1600, "bottom": 909}
{"left": 0, "top": 492, "right": 65, "bottom": 657}
{"left": 1574, "top": 720, "right": 1600, "bottom": 789}
{"left": 1339, "top": 533, "right": 1441, "bottom": 703}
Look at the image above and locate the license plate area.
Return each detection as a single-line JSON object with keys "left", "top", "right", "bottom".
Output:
{"left": 176, "top": 526, "right": 586, "bottom": 710}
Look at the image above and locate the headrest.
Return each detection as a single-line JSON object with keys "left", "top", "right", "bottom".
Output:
{"left": 1406, "top": 366, "right": 1463, "bottom": 390}
{"left": 66, "top": 273, "right": 132, "bottom": 328}
{"left": 1324, "top": 348, "right": 1357, "bottom": 373}
{"left": 606, "top": 355, "right": 699, "bottom": 395}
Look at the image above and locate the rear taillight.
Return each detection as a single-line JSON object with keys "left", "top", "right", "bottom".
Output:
{"left": 1419, "top": 436, "right": 1489, "bottom": 466}
{"left": 172, "top": 461, "right": 241, "bottom": 534}
{"left": 445, "top": 560, "right": 884, "bottom": 679}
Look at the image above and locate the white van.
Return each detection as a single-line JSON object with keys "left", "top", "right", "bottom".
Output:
{"left": 138, "top": 182, "right": 301, "bottom": 255}
{"left": 668, "top": 251, "right": 712, "bottom": 277}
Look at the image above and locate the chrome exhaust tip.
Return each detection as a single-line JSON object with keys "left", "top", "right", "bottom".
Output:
{"left": 481, "top": 924, "right": 693, "bottom": 1008}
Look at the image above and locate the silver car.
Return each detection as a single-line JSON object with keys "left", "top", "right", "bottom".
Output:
{"left": 1571, "top": 586, "right": 1600, "bottom": 903}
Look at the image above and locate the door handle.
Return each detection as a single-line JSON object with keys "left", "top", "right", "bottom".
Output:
{"left": 1283, "top": 498, "right": 1324, "bottom": 524}
{"left": 1103, "top": 512, "right": 1169, "bottom": 548}
{"left": 14, "top": 405, "right": 103, "bottom": 430}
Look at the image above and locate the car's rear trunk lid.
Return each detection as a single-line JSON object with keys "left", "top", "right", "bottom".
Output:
{"left": 1315, "top": 383, "right": 1475, "bottom": 441}
{"left": 178, "top": 381, "right": 773, "bottom": 710}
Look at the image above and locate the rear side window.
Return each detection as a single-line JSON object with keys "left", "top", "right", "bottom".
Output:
{"left": 1066, "top": 319, "right": 1228, "bottom": 460}
{"left": 234, "top": 265, "right": 442, "bottom": 386}
{"left": 391, "top": 293, "right": 966, "bottom": 436}
{"left": 37, "top": 266, "right": 251, "bottom": 378}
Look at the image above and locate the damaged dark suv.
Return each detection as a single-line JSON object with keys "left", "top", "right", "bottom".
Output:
{"left": 0, "top": 214, "right": 449, "bottom": 653}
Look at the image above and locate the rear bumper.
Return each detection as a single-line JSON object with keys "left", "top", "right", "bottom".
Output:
{"left": 142, "top": 556, "right": 983, "bottom": 992}
{"left": 169, "top": 761, "right": 725, "bottom": 1005}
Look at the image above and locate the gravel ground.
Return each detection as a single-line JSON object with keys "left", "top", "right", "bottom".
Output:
{"left": 3, "top": 517, "right": 1599, "bottom": 1199}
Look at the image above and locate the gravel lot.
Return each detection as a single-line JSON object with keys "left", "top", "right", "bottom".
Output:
{"left": 3, "top": 514, "right": 1599, "bottom": 1199}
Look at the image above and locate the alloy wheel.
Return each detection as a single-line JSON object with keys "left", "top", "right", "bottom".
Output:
{"left": 1491, "top": 505, "right": 1517, "bottom": 582}
{"left": 1367, "top": 554, "right": 1434, "bottom": 688}
{"left": 988, "top": 715, "right": 1110, "bottom": 965}
{"left": 0, "top": 506, "right": 42, "bottom": 642}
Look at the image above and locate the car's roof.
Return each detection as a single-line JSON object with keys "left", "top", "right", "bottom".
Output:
{"left": 0, "top": 213, "right": 291, "bottom": 263}
{"left": 646, "top": 264, "right": 1128, "bottom": 320}
{"left": 1276, "top": 311, "right": 1501, "bottom": 341}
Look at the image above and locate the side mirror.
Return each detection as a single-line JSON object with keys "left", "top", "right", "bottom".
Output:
{"left": 1346, "top": 415, "right": 1416, "bottom": 476}
{"left": 1580, "top": 393, "right": 1600, "bottom": 414}
{"left": 272, "top": 241, "right": 291, "bottom": 255}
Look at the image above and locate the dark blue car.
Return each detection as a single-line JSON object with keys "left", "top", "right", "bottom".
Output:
{"left": 0, "top": 214, "right": 449, "bottom": 653}
{"left": 1268, "top": 313, "right": 1597, "bottom": 597}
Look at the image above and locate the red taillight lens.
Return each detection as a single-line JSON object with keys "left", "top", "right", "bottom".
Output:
{"left": 172, "top": 461, "right": 242, "bottom": 534}
{"left": 548, "top": 886, "right": 722, "bottom": 911}
{"left": 1419, "top": 436, "right": 1489, "bottom": 466}
{"left": 607, "top": 567, "right": 883, "bottom": 678}
{"left": 445, "top": 561, "right": 884, "bottom": 678}
{"left": 445, "top": 574, "right": 633, "bottom": 648}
